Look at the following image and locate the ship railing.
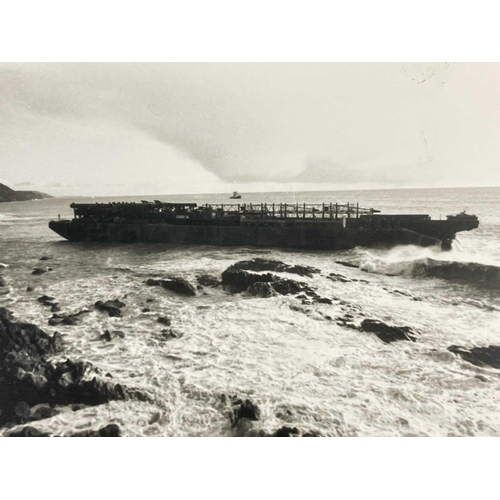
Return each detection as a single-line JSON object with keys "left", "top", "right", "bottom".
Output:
{"left": 203, "top": 202, "right": 375, "bottom": 220}
{"left": 69, "top": 201, "right": 377, "bottom": 223}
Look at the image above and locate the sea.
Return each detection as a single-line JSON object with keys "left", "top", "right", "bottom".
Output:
{"left": 1, "top": 186, "right": 500, "bottom": 437}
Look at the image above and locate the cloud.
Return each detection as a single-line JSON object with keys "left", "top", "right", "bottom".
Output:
{"left": 1, "top": 62, "right": 500, "bottom": 195}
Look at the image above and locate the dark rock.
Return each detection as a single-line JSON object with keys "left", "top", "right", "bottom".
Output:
{"left": 336, "top": 316, "right": 358, "bottom": 329}
{"left": 1, "top": 307, "right": 61, "bottom": 360}
{"left": 146, "top": 277, "right": 196, "bottom": 296}
{"left": 157, "top": 316, "right": 171, "bottom": 326}
{"left": 6, "top": 426, "right": 50, "bottom": 437}
{"left": 272, "top": 278, "right": 312, "bottom": 296}
{"left": 70, "top": 424, "right": 121, "bottom": 437}
{"left": 247, "top": 281, "right": 277, "bottom": 298}
{"left": 39, "top": 256, "right": 52, "bottom": 261}
{"left": 160, "top": 329, "right": 183, "bottom": 340}
{"left": 26, "top": 286, "right": 34, "bottom": 292}
{"left": 100, "top": 330, "right": 125, "bottom": 342}
{"left": 14, "top": 401, "right": 31, "bottom": 420}
{"left": 0, "top": 308, "right": 146, "bottom": 426}
{"left": 49, "top": 310, "right": 89, "bottom": 326}
{"left": 232, "top": 417, "right": 257, "bottom": 436}
{"left": 196, "top": 274, "right": 221, "bottom": 287}
{"left": 407, "top": 259, "right": 500, "bottom": 289}
{"left": 328, "top": 273, "right": 349, "bottom": 283}
{"left": 7, "top": 423, "right": 121, "bottom": 437}
{"left": 360, "top": 319, "right": 419, "bottom": 343}
{"left": 316, "top": 297, "right": 333, "bottom": 304}
{"left": 95, "top": 299, "right": 125, "bottom": 317}
{"left": 448, "top": 345, "right": 500, "bottom": 369}
{"left": 0, "top": 276, "right": 6, "bottom": 287}
{"left": 231, "top": 398, "right": 261, "bottom": 426}
{"left": 38, "top": 295, "right": 58, "bottom": 310}
{"left": 101, "top": 330, "right": 113, "bottom": 342}
{"left": 38, "top": 295, "right": 56, "bottom": 304}
{"left": 142, "top": 307, "right": 151, "bottom": 313}
{"left": 335, "top": 261, "right": 359, "bottom": 269}
{"left": 327, "top": 273, "right": 357, "bottom": 283}
{"left": 229, "top": 258, "right": 320, "bottom": 278}
{"left": 162, "top": 278, "right": 196, "bottom": 296}
{"left": 146, "top": 298, "right": 155, "bottom": 303}
{"left": 0, "top": 309, "right": 60, "bottom": 425}
{"left": 302, "top": 430, "right": 323, "bottom": 437}
{"left": 274, "top": 426, "right": 300, "bottom": 437}
{"left": 222, "top": 267, "right": 316, "bottom": 299}
{"left": 32, "top": 268, "right": 47, "bottom": 275}
{"left": 222, "top": 268, "right": 275, "bottom": 293}
{"left": 29, "top": 403, "right": 58, "bottom": 421}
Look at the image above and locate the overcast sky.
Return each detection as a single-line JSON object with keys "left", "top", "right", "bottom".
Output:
{"left": 1, "top": 62, "right": 499, "bottom": 196}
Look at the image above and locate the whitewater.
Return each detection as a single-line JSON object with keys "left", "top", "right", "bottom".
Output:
{"left": 1, "top": 186, "right": 500, "bottom": 436}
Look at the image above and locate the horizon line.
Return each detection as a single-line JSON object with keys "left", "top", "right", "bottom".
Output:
{"left": 50, "top": 184, "right": 500, "bottom": 199}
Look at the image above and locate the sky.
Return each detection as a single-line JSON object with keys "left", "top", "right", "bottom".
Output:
{"left": 1, "top": 62, "right": 500, "bottom": 196}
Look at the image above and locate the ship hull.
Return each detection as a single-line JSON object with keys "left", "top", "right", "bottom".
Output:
{"left": 49, "top": 220, "right": 454, "bottom": 250}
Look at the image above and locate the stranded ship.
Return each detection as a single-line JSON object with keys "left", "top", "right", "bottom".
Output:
{"left": 49, "top": 200, "right": 479, "bottom": 251}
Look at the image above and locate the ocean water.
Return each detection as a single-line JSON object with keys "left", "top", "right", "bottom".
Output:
{"left": 1, "top": 187, "right": 500, "bottom": 437}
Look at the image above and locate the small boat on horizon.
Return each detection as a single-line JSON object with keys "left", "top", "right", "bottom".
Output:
{"left": 230, "top": 191, "right": 242, "bottom": 199}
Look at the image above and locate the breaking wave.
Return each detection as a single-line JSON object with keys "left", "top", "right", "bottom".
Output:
{"left": 360, "top": 252, "right": 500, "bottom": 289}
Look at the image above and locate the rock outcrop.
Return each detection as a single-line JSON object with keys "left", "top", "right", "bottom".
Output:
{"left": 222, "top": 262, "right": 333, "bottom": 305}
{"left": 146, "top": 277, "right": 196, "bottom": 296}
{"left": 38, "top": 295, "right": 56, "bottom": 306}
{"left": 223, "top": 394, "right": 324, "bottom": 437}
{"left": 222, "top": 266, "right": 315, "bottom": 296}
{"left": 100, "top": 330, "right": 125, "bottom": 342}
{"left": 231, "top": 398, "right": 261, "bottom": 425}
{"left": 6, "top": 423, "right": 121, "bottom": 437}
{"left": 49, "top": 310, "right": 89, "bottom": 326}
{"left": 157, "top": 316, "right": 172, "bottom": 326}
{"left": 448, "top": 345, "right": 500, "bottom": 369}
{"left": 68, "top": 424, "right": 121, "bottom": 437}
{"left": 0, "top": 307, "right": 146, "bottom": 430}
{"left": 196, "top": 274, "right": 221, "bottom": 287}
{"left": 228, "top": 258, "right": 320, "bottom": 278}
{"left": 32, "top": 267, "right": 52, "bottom": 275}
{"left": 95, "top": 299, "right": 125, "bottom": 317}
{"left": 360, "top": 319, "right": 419, "bottom": 343}
{"left": 274, "top": 426, "right": 301, "bottom": 437}
{"left": 247, "top": 281, "right": 277, "bottom": 298}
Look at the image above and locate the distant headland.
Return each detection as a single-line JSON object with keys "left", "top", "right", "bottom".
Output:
{"left": 0, "top": 182, "right": 53, "bottom": 203}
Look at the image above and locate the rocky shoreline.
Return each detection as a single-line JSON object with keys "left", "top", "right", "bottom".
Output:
{"left": 1, "top": 257, "right": 499, "bottom": 437}
{"left": 0, "top": 307, "right": 150, "bottom": 436}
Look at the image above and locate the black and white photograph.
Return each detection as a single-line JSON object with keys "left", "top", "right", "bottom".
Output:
{"left": 0, "top": 2, "right": 498, "bottom": 496}
{"left": 2, "top": 60, "right": 498, "bottom": 437}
